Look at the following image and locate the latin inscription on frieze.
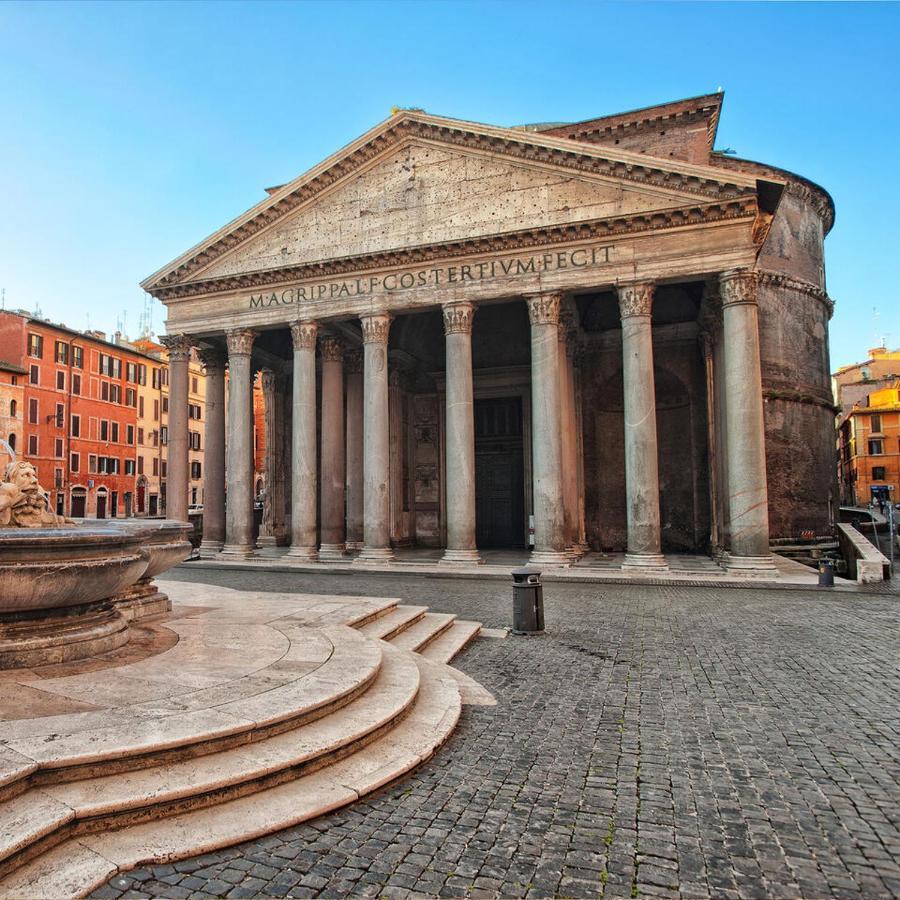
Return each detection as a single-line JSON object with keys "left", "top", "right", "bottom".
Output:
{"left": 248, "top": 245, "right": 613, "bottom": 310}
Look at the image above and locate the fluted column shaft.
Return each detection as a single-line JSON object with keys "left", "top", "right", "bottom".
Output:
{"left": 345, "top": 351, "right": 364, "bottom": 550}
{"left": 618, "top": 283, "right": 667, "bottom": 569}
{"left": 287, "top": 321, "right": 318, "bottom": 560}
{"left": 222, "top": 329, "right": 256, "bottom": 557}
{"left": 162, "top": 335, "right": 192, "bottom": 522}
{"left": 720, "top": 270, "right": 775, "bottom": 570}
{"left": 319, "top": 336, "right": 346, "bottom": 558}
{"left": 357, "top": 313, "right": 394, "bottom": 562}
{"left": 441, "top": 302, "right": 482, "bottom": 565}
{"left": 198, "top": 348, "right": 226, "bottom": 555}
{"left": 257, "top": 369, "right": 279, "bottom": 545}
{"left": 527, "top": 293, "right": 569, "bottom": 566}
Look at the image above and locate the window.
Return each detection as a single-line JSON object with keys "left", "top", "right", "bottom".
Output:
{"left": 125, "top": 459, "right": 135, "bottom": 476}
{"left": 138, "top": 364, "right": 147, "bottom": 385}
{"left": 137, "top": 427, "right": 144, "bottom": 445}
{"left": 111, "top": 422, "right": 119, "bottom": 443}
{"left": 189, "top": 403, "right": 202, "bottom": 420}
{"left": 138, "top": 395, "right": 144, "bottom": 417}
{"left": 99, "top": 420, "right": 109, "bottom": 441}
{"left": 72, "top": 373, "right": 81, "bottom": 395}
{"left": 7, "top": 433, "right": 14, "bottom": 452}
{"left": 871, "top": 414, "right": 882, "bottom": 433}
{"left": 162, "top": 368, "right": 169, "bottom": 387}
{"left": 28, "top": 398, "right": 38, "bottom": 424}
{"left": 55, "top": 403, "right": 64, "bottom": 428}
{"left": 54, "top": 438, "right": 63, "bottom": 458}
{"left": 55, "top": 341, "right": 69, "bottom": 364}
{"left": 191, "top": 461, "right": 202, "bottom": 479}
{"left": 28, "top": 435, "right": 38, "bottom": 455}
{"left": 88, "top": 454, "right": 97, "bottom": 473}
{"left": 868, "top": 439, "right": 884, "bottom": 455}
{"left": 160, "top": 426, "right": 168, "bottom": 445}
{"left": 126, "top": 424, "right": 134, "bottom": 445}
{"left": 98, "top": 456, "right": 108, "bottom": 474}
{"left": 191, "top": 376, "right": 198, "bottom": 394}
{"left": 152, "top": 429, "right": 158, "bottom": 447}
{"left": 101, "top": 381, "right": 109, "bottom": 402}
{"left": 152, "top": 368, "right": 160, "bottom": 389}
{"left": 56, "top": 370, "right": 65, "bottom": 391}
{"left": 28, "top": 333, "right": 43, "bottom": 358}
{"left": 9, "top": 399, "right": 16, "bottom": 417}
{"left": 137, "top": 455, "right": 144, "bottom": 475}
{"left": 125, "top": 387, "right": 136, "bottom": 407}
{"left": 161, "top": 460, "right": 167, "bottom": 477}
{"left": 72, "top": 346, "right": 83, "bottom": 369}
{"left": 126, "top": 362, "right": 137, "bottom": 383}
{"left": 110, "top": 384, "right": 122, "bottom": 405}
{"left": 873, "top": 466, "right": 886, "bottom": 481}
{"left": 71, "top": 452, "right": 80, "bottom": 473}
{"left": 71, "top": 414, "right": 81, "bottom": 437}
{"left": 29, "top": 365, "right": 39, "bottom": 385}
{"left": 152, "top": 457, "right": 159, "bottom": 476}
{"left": 162, "top": 397, "right": 169, "bottom": 414}
{"left": 153, "top": 399, "right": 159, "bottom": 421}
{"left": 190, "top": 431, "right": 201, "bottom": 451}
{"left": 55, "top": 468, "right": 63, "bottom": 488}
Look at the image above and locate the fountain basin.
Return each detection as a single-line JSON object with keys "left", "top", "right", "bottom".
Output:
{"left": 0, "top": 526, "right": 149, "bottom": 668}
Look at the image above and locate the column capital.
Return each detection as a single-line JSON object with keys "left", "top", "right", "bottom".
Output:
{"left": 719, "top": 269, "right": 759, "bottom": 307}
{"left": 360, "top": 312, "right": 391, "bottom": 344}
{"left": 319, "top": 334, "right": 344, "bottom": 362}
{"left": 160, "top": 333, "right": 194, "bottom": 361}
{"left": 226, "top": 328, "right": 256, "bottom": 357}
{"left": 617, "top": 282, "right": 655, "bottom": 319}
{"left": 290, "top": 320, "right": 317, "bottom": 350}
{"left": 259, "top": 367, "right": 277, "bottom": 394}
{"left": 442, "top": 301, "right": 476, "bottom": 335}
{"left": 196, "top": 345, "right": 226, "bottom": 373}
{"left": 345, "top": 349, "right": 363, "bottom": 374}
{"left": 526, "top": 292, "right": 562, "bottom": 326}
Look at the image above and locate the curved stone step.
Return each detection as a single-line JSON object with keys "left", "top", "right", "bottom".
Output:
{"left": 0, "top": 625, "right": 381, "bottom": 785}
{"left": 419, "top": 620, "right": 482, "bottom": 664}
{"left": 358, "top": 605, "right": 427, "bottom": 640}
{"left": 387, "top": 612, "right": 456, "bottom": 653}
{"left": 0, "top": 656, "right": 462, "bottom": 900}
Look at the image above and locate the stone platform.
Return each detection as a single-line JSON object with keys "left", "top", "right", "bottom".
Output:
{"left": 0, "top": 582, "right": 489, "bottom": 899}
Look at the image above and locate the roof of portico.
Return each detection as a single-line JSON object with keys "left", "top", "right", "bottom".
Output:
{"left": 141, "top": 101, "right": 768, "bottom": 299}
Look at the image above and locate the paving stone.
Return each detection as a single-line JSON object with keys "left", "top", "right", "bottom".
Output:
{"left": 88, "top": 570, "right": 900, "bottom": 899}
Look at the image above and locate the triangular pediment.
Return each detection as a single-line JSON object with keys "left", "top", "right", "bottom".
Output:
{"left": 143, "top": 109, "right": 761, "bottom": 293}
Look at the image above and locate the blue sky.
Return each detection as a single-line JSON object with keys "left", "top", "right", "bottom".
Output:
{"left": 0, "top": 0, "right": 897, "bottom": 368}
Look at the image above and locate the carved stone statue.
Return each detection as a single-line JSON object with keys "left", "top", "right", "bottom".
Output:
{"left": 0, "top": 461, "right": 71, "bottom": 528}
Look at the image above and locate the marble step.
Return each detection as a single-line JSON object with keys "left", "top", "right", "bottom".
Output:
{"left": 0, "top": 656, "right": 462, "bottom": 900}
{"left": 357, "top": 605, "right": 428, "bottom": 641}
{"left": 387, "top": 612, "right": 457, "bottom": 653}
{"left": 418, "top": 620, "right": 482, "bottom": 664}
{"left": 1, "top": 625, "right": 382, "bottom": 787}
{"left": 0, "top": 647, "right": 421, "bottom": 882}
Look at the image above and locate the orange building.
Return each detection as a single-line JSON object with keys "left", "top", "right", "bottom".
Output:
{"left": 0, "top": 311, "right": 156, "bottom": 517}
{"left": 838, "top": 382, "right": 900, "bottom": 507}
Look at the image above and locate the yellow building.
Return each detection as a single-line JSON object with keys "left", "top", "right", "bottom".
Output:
{"left": 0, "top": 360, "right": 25, "bottom": 461}
{"left": 838, "top": 382, "right": 900, "bottom": 507}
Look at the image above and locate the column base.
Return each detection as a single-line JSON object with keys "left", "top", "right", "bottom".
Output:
{"left": 354, "top": 547, "right": 396, "bottom": 563}
{"left": 622, "top": 552, "right": 668, "bottom": 570}
{"left": 318, "top": 543, "right": 348, "bottom": 560}
{"left": 722, "top": 553, "right": 778, "bottom": 577}
{"left": 529, "top": 549, "right": 571, "bottom": 567}
{"left": 219, "top": 543, "right": 255, "bottom": 560}
{"left": 286, "top": 545, "right": 319, "bottom": 561}
{"left": 256, "top": 533, "right": 278, "bottom": 547}
{"left": 440, "top": 549, "right": 484, "bottom": 565}
{"left": 345, "top": 540, "right": 364, "bottom": 552}
{"left": 198, "top": 540, "right": 224, "bottom": 559}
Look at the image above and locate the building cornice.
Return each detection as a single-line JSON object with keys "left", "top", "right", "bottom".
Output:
{"left": 756, "top": 271, "right": 834, "bottom": 318}
{"left": 143, "top": 114, "right": 759, "bottom": 294}
{"left": 153, "top": 197, "right": 758, "bottom": 302}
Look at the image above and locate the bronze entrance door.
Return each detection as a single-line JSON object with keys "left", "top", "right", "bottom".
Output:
{"left": 474, "top": 397, "right": 525, "bottom": 548}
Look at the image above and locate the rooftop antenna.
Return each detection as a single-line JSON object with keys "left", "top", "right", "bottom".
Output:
{"left": 1, "top": 288, "right": 5, "bottom": 310}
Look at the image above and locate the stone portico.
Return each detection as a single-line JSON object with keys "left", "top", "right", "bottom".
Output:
{"left": 142, "top": 95, "right": 836, "bottom": 575}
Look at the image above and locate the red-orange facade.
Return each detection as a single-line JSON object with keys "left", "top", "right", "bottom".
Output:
{"left": 0, "top": 311, "right": 156, "bottom": 518}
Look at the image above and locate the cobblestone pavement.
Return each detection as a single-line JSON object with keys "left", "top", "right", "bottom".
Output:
{"left": 94, "top": 569, "right": 900, "bottom": 899}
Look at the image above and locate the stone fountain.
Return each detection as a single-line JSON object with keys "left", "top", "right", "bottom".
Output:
{"left": 0, "top": 449, "right": 192, "bottom": 669}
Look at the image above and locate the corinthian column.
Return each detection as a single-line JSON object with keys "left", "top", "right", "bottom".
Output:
{"left": 319, "top": 335, "right": 346, "bottom": 559}
{"left": 198, "top": 346, "right": 226, "bottom": 556}
{"left": 222, "top": 328, "right": 256, "bottom": 557}
{"left": 719, "top": 270, "right": 776, "bottom": 573}
{"left": 345, "top": 350, "right": 364, "bottom": 550}
{"left": 161, "top": 334, "right": 192, "bottom": 523}
{"left": 527, "top": 293, "right": 570, "bottom": 566}
{"left": 287, "top": 320, "right": 318, "bottom": 560}
{"left": 558, "top": 304, "right": 580, "bottom": 558}
{"left": 257, "top": 369, "right": 279, "bottom": 546}
{"left": 617, "top": 283, "right": 667, "bottom": 569}
{"left": 356, "top": 312, "right": 394, "bottom": 562}
{"left": 441, "top": 301, "right": 482, "bottom": 565}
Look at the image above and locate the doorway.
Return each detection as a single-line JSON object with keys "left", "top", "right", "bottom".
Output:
{"left": 96, "top": 492, "right": 107, "bottom": 519}
{"left": 71, "top": 489, "right": 86, "bottom": 518}
{"left": 474, "top": 397, "right": 525, "bottom": 548}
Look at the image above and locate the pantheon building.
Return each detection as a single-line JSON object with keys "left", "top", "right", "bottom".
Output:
{"left": 144, "top": 94, "right": 835, "bottom": 574}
